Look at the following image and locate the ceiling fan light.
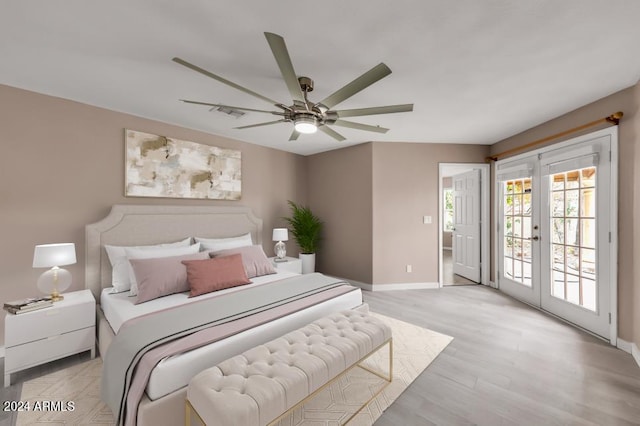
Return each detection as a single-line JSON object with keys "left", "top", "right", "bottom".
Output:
{"left": 294, "top": 116, "right": 318, "bottom": 134}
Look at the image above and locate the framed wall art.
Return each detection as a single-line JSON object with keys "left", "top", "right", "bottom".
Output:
{"left": 125, "top": 129, "right": 241, "bottom": 200}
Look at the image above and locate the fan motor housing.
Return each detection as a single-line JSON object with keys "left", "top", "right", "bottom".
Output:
{"left": 298, "top": 76, "right": 313, "bottom": 93}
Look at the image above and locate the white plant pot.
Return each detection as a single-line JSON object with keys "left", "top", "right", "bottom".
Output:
{"left": 299, "top": 253, "right": 316, "bottom": 274}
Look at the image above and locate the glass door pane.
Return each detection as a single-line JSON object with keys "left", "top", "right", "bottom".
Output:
{"left": 548, "top": 167, "right": 597, "bottom": 311}
{"left": 502, "top": 178, "right": 533, "bottom": 287}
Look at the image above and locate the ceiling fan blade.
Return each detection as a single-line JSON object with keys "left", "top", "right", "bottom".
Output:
{"left": 180, "top": 100, "right": 284, "bottom": 115}
{"left": 318, "top": 63, "right": 392, "bottom": 109}
{"left": 335, "top": 104, "right": 414, "bottom": 118}
{"left": 233, "top": 119, "right": 287, "bottom": 130}
{"left": 264, "top": 32, "right": 306, "bottom": 104}
{"left": 173, "top": 57, "right": 280, "bottom": 106}
{"left": 289, "top": 130, "right": 300, "bottom": 141}
{"left": 318, "top": 125, "right": 346, "bottom": 142}
{"left": 332, "top": 120, "right": 389, "bottom": 134}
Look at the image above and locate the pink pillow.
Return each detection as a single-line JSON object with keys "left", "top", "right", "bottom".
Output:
{"left": 210, "top": 245, "right": 276, "bottom": 278}
{"left": 129, "top": 252, "right": 209, "bottom": 304}
{"left": 182, "top": 254, "right": 251, "bottom": 297}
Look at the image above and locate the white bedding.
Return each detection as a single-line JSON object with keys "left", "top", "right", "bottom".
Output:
{"left": 100, "top": 271, "right": 299, "bottom": 333}
{"left": 100, "top": 271, "right": 363, "bottom": 400}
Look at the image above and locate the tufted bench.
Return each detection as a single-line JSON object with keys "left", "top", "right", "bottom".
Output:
{"left": 185, "top": 309, "right": 392, "bottom": 426}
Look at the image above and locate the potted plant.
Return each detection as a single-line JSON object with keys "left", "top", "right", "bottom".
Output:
{"left": 283, "top": 200, "right": 323, "bottom": 273}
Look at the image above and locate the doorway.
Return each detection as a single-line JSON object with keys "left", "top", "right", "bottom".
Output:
{"left": 495, "top": 128, "right": 617, "bottom": 342}
{"left": 439, "top": 163, "right": 490, "bottom": 287}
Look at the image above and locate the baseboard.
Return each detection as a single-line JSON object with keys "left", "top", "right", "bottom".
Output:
{"left": 612, "top": 339, "right": 640, "bottom": 369}
{"left": 343, "top": 279, "right": 439, "bottom": 292}
{"left": 632, "top": 343, "right": 640, "bottom": 369}
{"left": 617, "top": 337, "right": 632, "bottom": 353}
{"left": 372, "top": 282, "right": 440, "bottom": 291}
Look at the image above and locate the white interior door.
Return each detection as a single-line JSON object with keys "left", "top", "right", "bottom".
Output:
{"left": 497, "top": 131, "right": 615, "bottom": 340}
{"left": 452, "top": 169, "right": 481, "bottom": 283}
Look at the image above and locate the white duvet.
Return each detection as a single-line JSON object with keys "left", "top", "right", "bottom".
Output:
{"left": 100, "top": 272, "right": 363, "bottom": 400}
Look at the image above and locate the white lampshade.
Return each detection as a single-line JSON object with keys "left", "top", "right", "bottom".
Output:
{"left": 272, "top": 228, "right": 289, "bottom": 242}
{"left": 33, "top": 243, "right": 77, "bottom": 268}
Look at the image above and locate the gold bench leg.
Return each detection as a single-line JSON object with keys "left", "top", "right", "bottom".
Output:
{"left": 186, "top": 399, "right": 206, "bottom": 426}
{"left": 343, "top": 338, "right": 393, "bottom": 425}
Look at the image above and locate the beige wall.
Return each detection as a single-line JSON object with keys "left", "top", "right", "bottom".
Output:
{"left": 0, "top": 84, "right": 307, "bottom": 346}
{"left": 307, "top": 142, "right": 489, "bottom": 286}
{"left": 633, "top": 83, "right": 640, "bottom": 352}
{"left": 442, "top": 232, "right": 453, "bottom": 249}
{"left": 489, "top": 83, "right": 640, "bottom": 345}
{"left": 370, "top": 143, "right": 490, "bottom": 285}
{"left": 307, "top": 144, "right": 373, "bottom": 283}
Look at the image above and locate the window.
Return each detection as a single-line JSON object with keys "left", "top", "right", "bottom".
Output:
{"left": 443, "top": 188, "right": 454, "bottom": 231}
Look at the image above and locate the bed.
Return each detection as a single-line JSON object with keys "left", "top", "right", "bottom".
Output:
{"left": 85, "top": 205, "right": 363, "bottom": 426}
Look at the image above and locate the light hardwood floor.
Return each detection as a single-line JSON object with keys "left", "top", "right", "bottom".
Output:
{"left": 364, "top": 286, "right": 640, "bottom": 425}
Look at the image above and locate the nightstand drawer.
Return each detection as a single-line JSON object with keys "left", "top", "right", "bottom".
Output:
{"left": 269, "top": 257, "right": 303, "bottom": 274}
{"left": 5, "top": 297, "right": 95, "bottom": 347}
{"left": 4, "top": 326, "right": 95, "bottom": 373}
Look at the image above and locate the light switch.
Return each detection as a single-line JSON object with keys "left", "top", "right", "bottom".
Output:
{"left": 423, "top": 215, "right": 432, "bottom": 224}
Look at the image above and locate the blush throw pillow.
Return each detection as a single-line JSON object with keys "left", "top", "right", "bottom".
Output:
{"left": 104, "top": 237, "right": 192, "bottom": 293}
{"left": 129, "top": 252, "right": 209, "bottom": 304}
{"left": 182, "top": 254, "right": 251, "bottom": 297}
{"left": 210, "top": 245, "right": 276, "bottom": 278}
{"left": 125, "top": 243, "right": 201, "bottom": 296}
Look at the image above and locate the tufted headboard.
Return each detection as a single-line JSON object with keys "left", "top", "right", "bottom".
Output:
{"left": 85, "top": 204, "right": 262, "bottom": 301}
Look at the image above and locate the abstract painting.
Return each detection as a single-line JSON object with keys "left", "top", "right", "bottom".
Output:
{"left": 125, "top": 129, "right": 241, "bottom": 200}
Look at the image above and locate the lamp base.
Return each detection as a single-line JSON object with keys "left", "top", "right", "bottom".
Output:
{"left": 274, "top": 241, "right": 287, "bottom": 260}
{"left": 50, "top": 291, "right": 64, "bottom": 302}
{"left": 37, "top": 267, "right": 71, "bottom": 303}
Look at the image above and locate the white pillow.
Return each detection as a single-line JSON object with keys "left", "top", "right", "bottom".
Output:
{"left": 195, "top": 233, "right": 253, "bottom": 252}
{"left": 105, "top": 237, "right": 192, "bottom": 293}
{"left": 125, "top": 243, "right": 201, "bottom": 296}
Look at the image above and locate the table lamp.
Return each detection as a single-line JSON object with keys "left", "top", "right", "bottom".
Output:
{"left": 33, "top": 243, "right": 77, "bottom": 301}
{"left": 272, "top": 228, "right": 288, "bottom": 262}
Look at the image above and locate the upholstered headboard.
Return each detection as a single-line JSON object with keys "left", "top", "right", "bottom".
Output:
{"left": 85, "top": 204, "right": 262, "bottom": 301}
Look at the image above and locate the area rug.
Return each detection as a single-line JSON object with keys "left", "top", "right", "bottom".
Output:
{"left": 17, "top": 313, "right": 452, "bottom": 425}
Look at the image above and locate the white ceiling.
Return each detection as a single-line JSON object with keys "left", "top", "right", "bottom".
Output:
{"left": 2, "top": 1, "right": 640, "bottom": 156}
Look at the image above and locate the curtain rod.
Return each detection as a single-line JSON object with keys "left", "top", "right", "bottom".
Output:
{"left": 486, "top": 111, "right": 623, "bottom": 162}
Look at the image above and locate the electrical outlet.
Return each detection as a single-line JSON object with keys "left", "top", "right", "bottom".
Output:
{"left": 423, "top": 215, "right": 432, "bottom": 224}
{"left": 406, "top": 264, "right": 412, "bottom": 273}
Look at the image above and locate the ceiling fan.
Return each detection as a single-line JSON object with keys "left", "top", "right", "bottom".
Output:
{"left": 172, "top": 32, "right": 414, "bottom": 141}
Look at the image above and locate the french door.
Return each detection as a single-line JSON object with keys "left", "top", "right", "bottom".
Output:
{"left": 497, "top": 130, "right": 615, "bottom": 340}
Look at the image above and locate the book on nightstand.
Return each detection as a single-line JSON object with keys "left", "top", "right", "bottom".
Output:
{"left": 3, "top": 296, "right": 53, "bottom": 314}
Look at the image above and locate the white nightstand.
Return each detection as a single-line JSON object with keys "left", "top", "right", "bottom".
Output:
{"left": 4, "top": 289, "right": 95, "bottom": 387}
{"left": 269, "top": 256, "right": 303, "bottom": 274}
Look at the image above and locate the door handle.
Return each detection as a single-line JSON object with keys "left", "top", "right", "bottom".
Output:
{"left": 531, "top": 236, "right": 539, "bottom": 241}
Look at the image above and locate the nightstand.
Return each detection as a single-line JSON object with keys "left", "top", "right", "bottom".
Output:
{"left": 4, "top": 289, "right": 95, "bottom": 387}
{"left": 269, "top": 256, "right": 303, "bottom": 274}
